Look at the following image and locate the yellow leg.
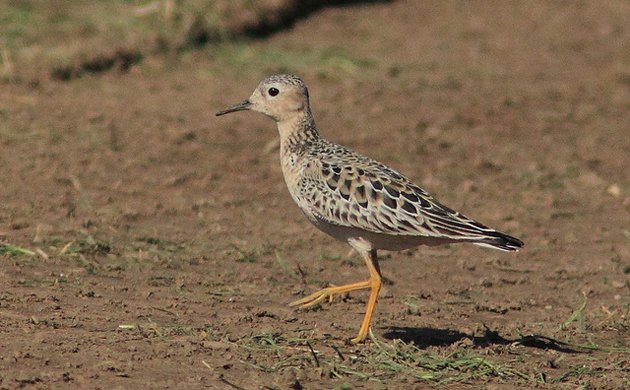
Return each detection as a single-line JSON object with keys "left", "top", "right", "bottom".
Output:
{"left": 350, "top": 249, "right": 381, "bottom": 344}
{"left": 290, "top": 249, "right": 381, "bottom": 344}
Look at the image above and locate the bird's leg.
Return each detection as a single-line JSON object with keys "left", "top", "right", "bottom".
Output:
{"left": 289, "top": 248, "right": 380, "bottom": 309}
{"left": 350, "top": 249, "right": 381, "bottom": 344}
{"left": 289, "top": 247, "right": 370, "bottom": 308}
{"left": 289, "top": 249, "right": 382, "bottom": 344}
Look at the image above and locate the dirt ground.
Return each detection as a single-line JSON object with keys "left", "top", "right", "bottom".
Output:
{"left": 1, "top": 1, "right": 629, "bottom": 388}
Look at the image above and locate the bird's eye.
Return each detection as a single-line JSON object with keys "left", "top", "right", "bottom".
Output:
{"left": 268, "top": 87, "right": 279, "bottom": 97}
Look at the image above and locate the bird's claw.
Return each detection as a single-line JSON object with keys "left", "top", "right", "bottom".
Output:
{"left": 289, "top": 287, "right": 337, "bottom": 309}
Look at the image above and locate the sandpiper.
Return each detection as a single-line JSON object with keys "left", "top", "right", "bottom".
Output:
{"left": 216, "top": 74, "right": 523, "bottom": 343}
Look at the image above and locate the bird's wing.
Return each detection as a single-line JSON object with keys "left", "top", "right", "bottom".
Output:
{"left": 297, "top": 143, "right": 509, "bottom": 243}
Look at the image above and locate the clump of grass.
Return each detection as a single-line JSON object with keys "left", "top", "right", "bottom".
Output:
{"left": 540, "top": 365, "right": 600, "bottom": 384}
{"left": 362, "top": 332, "right": 530, "bottom": 385}
{"left": 2, "top": 1, "right": 376, "bottom": 81}
{"left": 0, "top": 0, "right": 223, "bottom": 81}
{"left": 403, "top": 296, "right": 425, "bottom": 316}
{"left": 117, "top": 321, "right": 199, "bottom": 338}
{"left": 147, "top": 275, "right": 175, "bottom": 287}
{"left": 136, "top": 236, "right": 183, "bottom": 253}
{"left": 212, "top": 42, "right": 378, "bottom": 78}
{"left": 558, "top": 292, "right": 588, "bottom": 331}
{"left": 228, "top": 331, "right": 532, "bottom": 385}
{"left": 75, "top": 254, "right": 99, "bottom": 275}
{"left": 274, "top": 250, "right": 303, "bottom": 279}
{"left": 60, "top": 236, "right": 111, "bottom": 256}
{"left": 229, "top": 245, "right": 260, "bottom": 263}
{"left": 274, "top": 251, "right": 292, "bottom": 274}
{"left": 227, "top": 243, "right": 276, "bottom": 263}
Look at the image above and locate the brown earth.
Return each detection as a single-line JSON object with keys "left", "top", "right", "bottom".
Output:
{"left": 1, "top": 1, "right": 629, "bottom": 389}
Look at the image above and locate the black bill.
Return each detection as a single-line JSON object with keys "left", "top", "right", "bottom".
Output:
{"left": 215, "top": 100, "right": 251, "bottom": 116}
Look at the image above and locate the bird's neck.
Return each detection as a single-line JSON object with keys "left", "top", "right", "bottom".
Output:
{"left": 277, "top": 108, "right": 320, "bottom": 153}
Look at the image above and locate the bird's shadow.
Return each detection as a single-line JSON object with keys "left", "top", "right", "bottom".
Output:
{"left": 382, "top": 326, "right": 584, "bottom": 353}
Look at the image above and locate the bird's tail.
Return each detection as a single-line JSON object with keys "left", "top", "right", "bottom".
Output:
{"left": 473, "top": 230, "right": 524, "bottom": 252}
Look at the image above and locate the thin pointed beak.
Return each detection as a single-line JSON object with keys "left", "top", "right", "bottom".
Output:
{"left": 215, "top": 100, "right": 251, "bottom": 116}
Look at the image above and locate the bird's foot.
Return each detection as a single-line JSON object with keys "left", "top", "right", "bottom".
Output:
{"left": 289, "top": 287, "right": 339, "bottom": 309}
{"left": 289, "top": 280, "right": 371, "bottom": 309}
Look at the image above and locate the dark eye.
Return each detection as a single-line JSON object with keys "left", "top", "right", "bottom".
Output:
{"left": 268, "top": 87, "right": 279, "bottom": 97}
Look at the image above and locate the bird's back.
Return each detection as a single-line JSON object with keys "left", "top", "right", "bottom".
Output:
{"left": 283, "top": 137, "right": 523, "bottom": 252}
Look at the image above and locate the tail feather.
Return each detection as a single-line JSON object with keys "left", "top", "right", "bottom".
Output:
{"left": 421, "top": 204, "right": 524, "bottom": 252}
{"left": 474, "top": 231, "right": 524, "bottom": 252}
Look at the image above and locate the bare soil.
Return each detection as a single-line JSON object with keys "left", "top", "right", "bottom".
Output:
{"left": 1, "top": 1, "right": 629, "bottom": 388}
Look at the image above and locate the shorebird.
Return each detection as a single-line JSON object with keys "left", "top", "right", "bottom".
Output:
{"left": 216, "top": 74, "right": 523, "bottom": 344}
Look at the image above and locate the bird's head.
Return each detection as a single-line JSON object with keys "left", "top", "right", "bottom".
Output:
{"left": 216, "top": 74, "right": 310, "bottom": 122}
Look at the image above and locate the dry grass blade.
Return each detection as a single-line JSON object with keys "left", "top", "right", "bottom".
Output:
{"left": 559, "top": 292, "right": 588, "bottom": 331}
{"left": 274, "top": 250, "right": 299, "bottom": 278}
{"left": 0, "top": 243, "right": 36, "bottom": 256}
